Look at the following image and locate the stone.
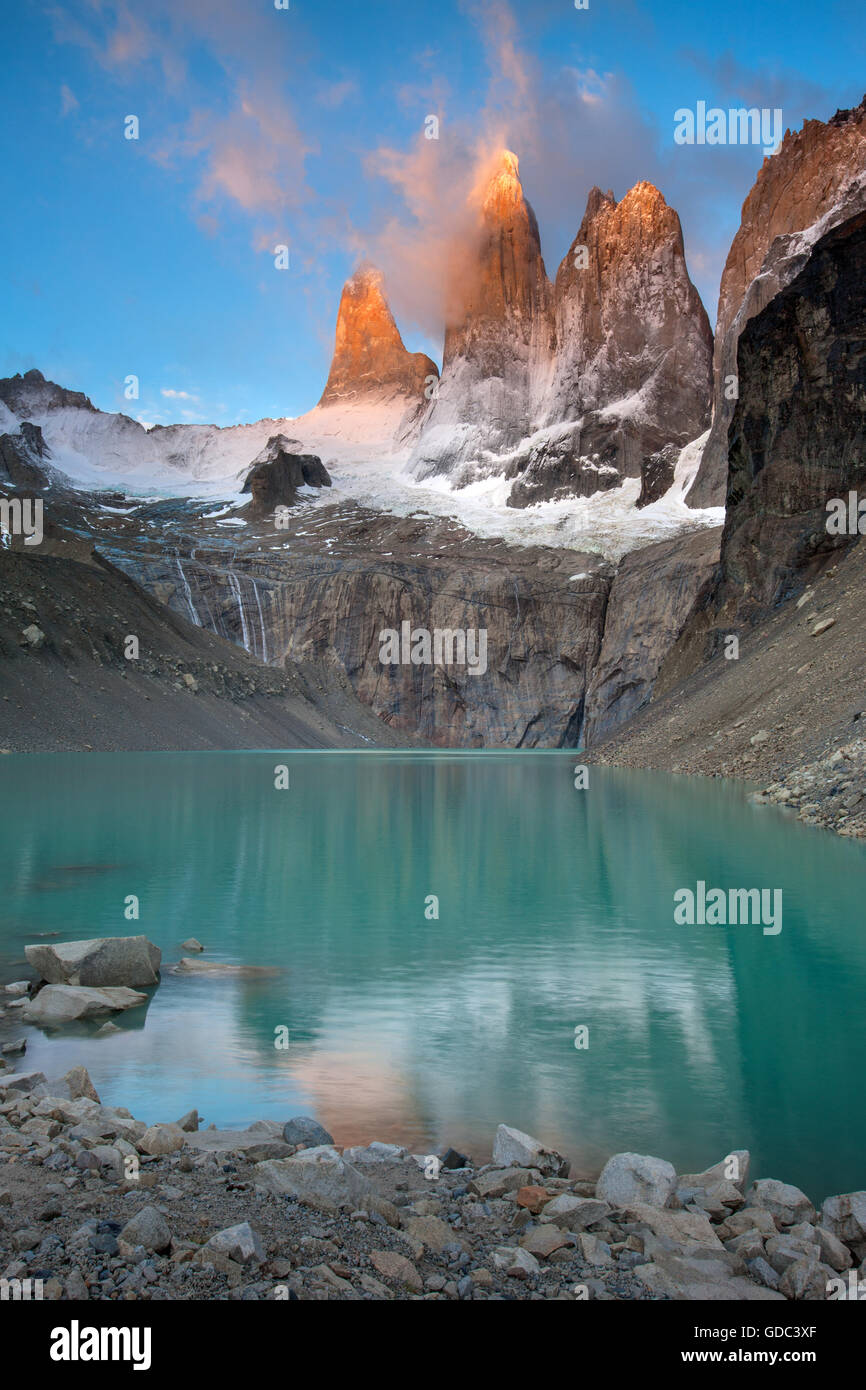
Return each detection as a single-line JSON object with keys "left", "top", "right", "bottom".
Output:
{"left": 120, "top": 1206, "right": 171, "bottom": 1253}
{"left": 3, "top": 982, "right": 29, "bottom": 997}
{"left": 620, "top": 1202, "right": 723, "bottom": 1252}
{"left": 539, "top": 1195, "right": 610, "bottom": 1232}
{"left": 180, "top": 938, "right": 204, "bottom": 952}
{"left": 747, "top": 1257, "right": 781, "bottom": 1290}
{"left": 821, "top": 1191, "right": 866, "bottom": 1249}
{"left": 402, "top": 1215, "right": 459, "bottom": 1255}
{"left": 439, "top": 1147, "right": 470, "bottom": 1169}
{"left": 636, "top": 1249, "right": 785, "bottom": 1301}
{"left": 24, "top": 936, "right": 161, "bottom": 987}
{"left": 175, "top": 1109, "right": 199, "bottom": 1133}
{"left": 138, "top": 1124, "right": 187, "bottom": 1156}
{"left": 779, "top": 1256, "right": 836, "bottom": 1301}
{"left": 369, "top": 1249, "right": 422, "bottom": 1293}
{"left": 520, "top": 1224, "right": 573, "bottom": 1257}
{"left": 578, "top": 1231, "right": 614, "bottom": 1266}
{"left": 23, "top": 985, "right": 147, "bottom": 1025}
{"left": 516, "top": 1185, "right": 551, "bottom": 1214}
{"left": 21, "top": 624, "right": 45, "bottom": 649}
{"left": 492, "top": 1124, "right": 567, "bottom": 1177}
{"left": 282, "top": 1116, "right": 335, "bottom": 1148}
{"left": 57, "top": 1066, "right": 100, "bottom": 1102}
{"left": 765, "top": 1234, "right": 821, "bottom": 1275}
{"left": 745, "top": 1179, "right": 816, "bottom": 1227}
{"left": 718, "top": 1207, "right": 778, "bottom": 1241}
{"left": 678, "top": 1149, "right": 750, "bottom": 1195}
{"left": 169, "top": 958, "right": 277, "bottom": 977}
{"left": 204, "top": 1223, "right": 265, "bottom": 1265}
{"left": 1, "top": 1038, "right": 26, "bottom": 1055}
{"left": 469, "top": 1167, "right": 539, "bottom": 1200}
{"left": 491, "top": 1246, "right": 540, "bottom": 1280}
{"left": 0, "top": 1070, "right": 48, "bottom": 1094}
{"left": 596, "top": 1152, "right": 677, "bottom": 1209}
{"left": 255, "top": 1146, "right": 370, "bottom": 1212}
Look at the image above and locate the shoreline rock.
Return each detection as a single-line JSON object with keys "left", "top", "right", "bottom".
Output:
{"left": 0, "top": 1084, "right": 862, "bottom": 1302}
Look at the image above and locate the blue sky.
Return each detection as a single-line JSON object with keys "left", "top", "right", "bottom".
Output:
{"left": 1, "top": 0, "right": 864, "bottom": 427}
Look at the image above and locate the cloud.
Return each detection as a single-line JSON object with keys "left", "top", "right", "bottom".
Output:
{"left": 60, "top": 84, "right": 79, "bottom": 117}
{"left": 161, "top": 388, "right": 198, "bottom": 401}
{"left": 316, "top": 79, "right": 358, "bottom": 110}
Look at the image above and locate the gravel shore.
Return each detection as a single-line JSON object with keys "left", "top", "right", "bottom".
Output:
{"left": 1, "top": 1063, "right": 863, "bottom": 1303}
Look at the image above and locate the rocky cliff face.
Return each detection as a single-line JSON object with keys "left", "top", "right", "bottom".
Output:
{"left": 624, "top": 205, "right": 866, "bottom": 714}
{"left": 716, "top": 208, "right": 866, "bottom": 617}
{"left": 408, "top": 151, "right": 554, "bottom": 480}
{"left": 113, "top": 505, "right": 612, "bottom": 748}
{"left": 318, "top": 265, "right": 438, "bottom": 411}
{"left": 582, "top": 527, "right": 721, "bottom": 746}
{"left": 687, "top": 96, "right": 866, "bottom": 508}
{"left": 507, "top": 184, "right": 713, "bottom": 507}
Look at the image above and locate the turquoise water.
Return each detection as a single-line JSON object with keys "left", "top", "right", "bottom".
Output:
{"left": 1, "top": 751, "right": 865, "bottom": 1202}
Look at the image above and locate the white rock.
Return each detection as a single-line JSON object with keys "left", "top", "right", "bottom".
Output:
{"left": 746, "top": 1179, "right": 816, "bottom": 1227}
{"left": 22, "top": 985, "right": 147, "bottom": 1025}
{"left": 596, "top": 1152, "right": 677, "bottom": 1208}
{"left": 254, "top": 1146, "right": 371, "bottom": 1211}
{"left": 492, "top": 1124, "right": 566, "bottom": 1176}
{"left": 491, "top": 1246, "right": 540, "bottom": 1279}
{"left": 204, "top": 1222, "right": 264, "bottom": 1265}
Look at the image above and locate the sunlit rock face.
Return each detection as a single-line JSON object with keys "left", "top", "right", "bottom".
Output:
{"left": 407, "top": 162, "right": 712, "bottom": 506}
{"left": 507, "top": 182, "right": 713, "bottom": 507}
{"left": 407, "top": 150, "right": 555, "bottom": 480}
{"left": 687, "top": 95, "right": 866, "bottom": 508}
{"left": 318, "top": 265, "right": 438, "bottom": 410}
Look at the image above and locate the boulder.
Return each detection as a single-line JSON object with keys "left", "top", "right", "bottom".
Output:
{"left": 175, "top": 1109, "right": 199, "bottom": 1133}
{"left": 678, "top": 1150, "right": 750, "bottom": 1195}
{"left": 539, "top": 1195, "right": 610, "bottom": 1232}
{"left": 204, "top": 1223, "right": 264, "bottom": 1265}
{"left": 369, "top": 1249, "right": 422, "bottom": 1292}
{"left": 0, "top": 1070, "right": 48, "bottom": 1095}
{"left": 620, "top": 1202, "right": 723, "bottom": 1252}
{"left": 520, "top": 1224, "right": 573, "bottom": 1257}
{"left": 491, "top": 1246, "right": 540, "bottom": 1280}
{"left": 254, "top": 1146, "right": 371, "bottom": 1212}
{"left": 492, "top": 1124, "right": 567, "bottom": 1177}
{"left": 745, "top": 1179, "right": 816, "bottom": 1227}
{"left": 596, "top": 1152, "right": 677, "bottom": 1208}
{"left": 22, "top": 985, "right": 147, "bottom": 1025}
{"left": 282, "top": 1116, "right": 334, "bottom": 1147}
{"left": 469, "top": 1167, "right": 540, "bottom": 1200}
{"left": 25, "top": 936, "right": 161, "bottom": 988}
{"left": 821, "top": 1191, "right": 866, "bottom": 1250}
{"left": 180, "top": 938, "right": 204, "bottom": 952}
{"left": 120, "top": 1206, "right": 171, "bottom": 1253}
{"left": 138, "top": 1124, "right": 186, "bottom": 1156}
{"left": 779, "top": 1256, "right": 836, "bottom": 1300}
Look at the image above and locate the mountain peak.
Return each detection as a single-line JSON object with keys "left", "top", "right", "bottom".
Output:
{"left": 318, "top": 265, "right": 438, "bottom": 409}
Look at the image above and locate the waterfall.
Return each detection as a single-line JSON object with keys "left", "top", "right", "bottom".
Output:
{"left": 250, "top": 577, "right": 269, "bottom": 664}
{"left": 175, "top": 557, "right": 201, "bottom": 627}
{"left": 227, "top": 570, "right": 252, "bottom": 655}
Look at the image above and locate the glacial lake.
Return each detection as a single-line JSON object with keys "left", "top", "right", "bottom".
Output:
{"left": 1, "top": 751, "right": 865, "bottom": 1203}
